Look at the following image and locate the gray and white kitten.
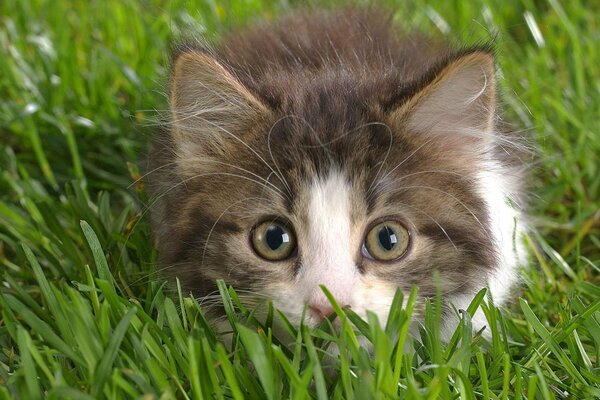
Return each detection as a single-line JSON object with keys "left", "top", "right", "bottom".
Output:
{"left": 147, "top": 8, "right": 527, "bottom": 337}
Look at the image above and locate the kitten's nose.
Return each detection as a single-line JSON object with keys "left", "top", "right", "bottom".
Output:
{"left": 306, "top": 290, "right": 352, "bottom": 321}
{"left": 308, "top": 303, "right": 336, "bottom": 320}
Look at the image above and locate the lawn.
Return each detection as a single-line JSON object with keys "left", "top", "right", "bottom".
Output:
{"left": 1, "top": 0, "right": 599, "bottom": 398}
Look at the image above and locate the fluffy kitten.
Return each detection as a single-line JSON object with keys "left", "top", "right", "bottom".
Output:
{"left": 147, "top": 8, "right": 526, "bottom": 337}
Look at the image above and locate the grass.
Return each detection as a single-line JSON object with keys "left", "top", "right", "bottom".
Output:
{"left": 0, "top": 0, "right": 599, "bottom": 398}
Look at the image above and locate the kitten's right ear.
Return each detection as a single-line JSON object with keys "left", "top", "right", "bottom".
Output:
{"left": 390, "top": 50, "right": 497, "bottom": 155}
{"left": 169, "top": 49, "right": 269, "bottom": 157}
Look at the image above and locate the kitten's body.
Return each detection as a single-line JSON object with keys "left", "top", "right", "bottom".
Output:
{"left": 148, "top": 8, "right": 526, "bottom": 337}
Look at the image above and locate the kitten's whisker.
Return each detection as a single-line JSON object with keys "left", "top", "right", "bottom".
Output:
{"left": 298, "top": 121, "right": 391, "bottom": 149}
{"left": 445, "top": 275, "right": 485, "bottom": 294}
{"left": 127, "top": 162, "right": 177, "bottom": 189}
{"left": 261, "top": 171, "right": 276, "bottom": 198}
{"left": 134, "top": 108, "right": 169, "bottom": 128}
{"left": 148, "top": 172, "right": 283, "bottom": 213}
{"left": 179, "top": 157, "right": 286, "bottom": 197}
{"left": 365, "top": 122, "right": 394, "bottom": 195}
{"left": 392, "top": 169, "right": 468, "bottom": 183}
{"left": 198, "top": 292, "right": 266, "bottom": 310}
{"left": 370, "top": 169, "right": 470, "bottom": 200}
{"left": 375, "top": 137, "right": 436, "bottom": 191}
{"left": 388, "top": 184, "right": 486, "bottom": 230}
{"left": 199, "top": 288, "right": 270, "bottom": 299}
{"left": 229, "top": 289, "right": 270, "bottom": 299}
{"left": 400, "top": 203, "right": 458, "bottom": 251}
{"left": 129, "top": 261, "right": 195, "bottom": 285}
{"left": 125, "top": 172, "right": 284, "bottom": 257}
{"left": 176, "top": 114, "right": 292, "bottom": 201}
{"left": 197, "top": 290, "right": 225, "bottom": 305}
{"left": 267, "top": 115, "right": 300, "bottom": 196}
{"left": 201, "top": 199, "right": 263, "bottom": 268}
{"left": 273, "top": 113, "right": 342, "bottom": 165}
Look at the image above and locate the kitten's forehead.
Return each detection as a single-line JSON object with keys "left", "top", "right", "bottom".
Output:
{"left": 301, "top": 169, "right": 363, "bottom": 227}
{"left": 304, "top": 170, "right": 356, "bottom": 256}
{"left": 264, "top": 110, "right": 398, "bottom": 208}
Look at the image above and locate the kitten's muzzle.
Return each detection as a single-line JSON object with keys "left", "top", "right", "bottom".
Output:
{"left": 308, "top": 303, "right": 335, "bottom": 320}
{"left": 307, "top": 301, "right": 350, "bottom": 322}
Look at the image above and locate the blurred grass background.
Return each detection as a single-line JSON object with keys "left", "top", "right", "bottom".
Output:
{"left": 0, "top": 0, "right": 599, "bottom": 398}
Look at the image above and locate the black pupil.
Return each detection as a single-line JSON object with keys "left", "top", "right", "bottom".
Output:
{"left": 378, "top": 226, "right": 397, "bottom": 251}
{"left": 266, "top": 225, "right": 287, "bottom": 250}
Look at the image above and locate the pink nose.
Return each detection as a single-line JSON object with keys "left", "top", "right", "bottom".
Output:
{"left": 308, "top": 303, "right": 336, "bottom": 320}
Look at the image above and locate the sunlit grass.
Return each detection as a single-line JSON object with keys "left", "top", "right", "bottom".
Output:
{"left": 1, "top": 0, "right": 599, "bottom": 398}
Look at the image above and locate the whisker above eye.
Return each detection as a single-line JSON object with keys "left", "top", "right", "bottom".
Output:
{"left": 368, "top": 169, "right": 471, "bottom": 202}
{"left": 178, "top": 157, "right": 288, "bottom": 197}
{"left": 398, "top": 203, "right": 458, "bottom": 251}
{"left": 385, "top": 184, "right": 487, "bottom": 230}
{"left": 297, "top": 120, "right": 394, "bottom": 149}
{"left": 267, "top": 115, "right": 297, "bottom": 196}
{"left": 201, "top": 197, "right": 265, "bottom": 268}
{"left": 176, "top": 114, "right": 292, "bottom": 201}
{"left": 365, "top": 122, "right": 394, "bottom": 195}
{"left": 375, "top": 137, "right": 436, "bottom": 185}
{"left": 131, "top": 170, "right": 284, "bottom": 236}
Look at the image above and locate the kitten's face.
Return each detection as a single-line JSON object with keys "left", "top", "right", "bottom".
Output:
{"left": 149, "top": 48, "right": 518, "bottom": 329}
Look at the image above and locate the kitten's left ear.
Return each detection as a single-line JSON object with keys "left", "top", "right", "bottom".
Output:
{"left": 168, "top": 49, "right": 270, "bottom": 159}
{"left": 393, "top": 50, "right": 497, "bottom": 150}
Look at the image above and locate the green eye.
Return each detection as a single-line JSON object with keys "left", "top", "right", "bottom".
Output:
{"left": 251, "top": 220, "right": 297, "bottom": 261}
{"left": 363, "top": 221, "right": 410, "bottom": 261}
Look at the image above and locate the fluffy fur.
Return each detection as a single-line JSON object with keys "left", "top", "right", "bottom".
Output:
{"left": 147, "top": 8, "right": 527, "bottom": 337}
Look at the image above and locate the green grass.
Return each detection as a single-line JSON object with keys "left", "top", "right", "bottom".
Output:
{"left": 1, "top": 0, "right": 599, "bottom": 398}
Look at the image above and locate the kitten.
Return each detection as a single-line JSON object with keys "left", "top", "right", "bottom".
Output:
{"left": 147, "top": 8, "right": 527, "bottom": 338}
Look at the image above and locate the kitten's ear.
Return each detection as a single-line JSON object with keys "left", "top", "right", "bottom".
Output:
{"left": 169, "top": 50, "right": 269, "bottom": 157}
{"left": 394, "top": 51, "right": 497, "bottom": 151}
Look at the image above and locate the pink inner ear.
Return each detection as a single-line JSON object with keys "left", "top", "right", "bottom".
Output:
{"left": 402, "top": 53, "right": 497, "bottom": 153}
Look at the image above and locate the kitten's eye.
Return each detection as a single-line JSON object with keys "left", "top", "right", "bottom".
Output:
{"left": 363, "top": 221, "right": 410, "bottom": 261}
{"left": 251, "top": 221, "right": 297, "bottom": 261}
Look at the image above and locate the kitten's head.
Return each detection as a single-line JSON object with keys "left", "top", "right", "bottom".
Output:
{"left": 148, "top": 42, "right": 519, "bottom": 328}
